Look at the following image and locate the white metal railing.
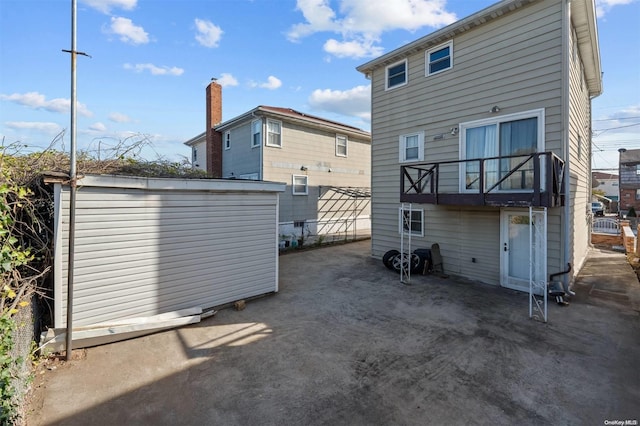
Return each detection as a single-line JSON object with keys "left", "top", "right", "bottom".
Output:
{"left": 592, "top": 218, "right": 620, "bottom": 235}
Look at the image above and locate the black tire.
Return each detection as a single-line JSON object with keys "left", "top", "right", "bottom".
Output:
{"left": 382, "top": 250, "right": 400, "bottom": 270}
{"left": 391, "top": 252, "right": 422, "bottom": 274}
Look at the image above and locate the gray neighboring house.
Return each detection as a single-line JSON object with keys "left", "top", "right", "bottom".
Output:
{"left": 185, "top": 82, "right": 372, "bottom": 242}
{"left": 357, "top": 0, "right": 602, "bottom": 292}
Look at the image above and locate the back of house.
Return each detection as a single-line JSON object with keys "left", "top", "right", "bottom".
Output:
{"left": 358, "top": 0, "right": 601, "bottom": 291}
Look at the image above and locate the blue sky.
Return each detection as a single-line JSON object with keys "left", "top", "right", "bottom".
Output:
{"left": 1, "top": 0, "right": 638, "bottom": 170}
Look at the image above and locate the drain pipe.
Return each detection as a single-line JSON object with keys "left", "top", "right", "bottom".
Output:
{"left": 562, "top": 0, "right": 572, "bottom": 295}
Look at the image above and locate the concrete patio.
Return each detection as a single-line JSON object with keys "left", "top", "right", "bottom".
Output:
{"left": 27, "top": 241, "right": 640, "bottom": 425}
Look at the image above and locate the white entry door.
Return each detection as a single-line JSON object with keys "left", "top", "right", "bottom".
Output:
{"left": 500, "top": 209, "right": 546, "bottom": 292}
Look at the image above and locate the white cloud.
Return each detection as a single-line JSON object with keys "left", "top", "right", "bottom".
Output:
{"left": 1, "top": 92, "right": 92, "bottom": 117}
{"left": 249, "top": 76, "right": 283, "bottom": 90}
{"left": 308, "top": 84, "right": 371, "bottom": 121}
{"left": 323, "top": 38, "right": 384, "bottom": 59}
{"left": 217, "top": 73, "right": 239, "bottom": 88}
{"left": 288, "top": 0, "right": 457, "bottom": 58}
{"left": 5, "top": 121, "right": 63, "bottom": 134}
{"left": 89, "top": 122, "right": 107, "bottom": 132}
{"left": 194, "top": 19, "right": 223, "bottom": 48}
{"left": 108, "top": 17, "right": 149, "bottom": 45}
{"left": 123, "top": 63, "right": 184, "bottom": 76}
{"left": 596, "top": 0, "right": 637, "bottom": 17}
{"left": 108, "top": 112, "right": 132, "bottom": 123}
{"left": 80, "top": 0, "right": 137, "bottom": 14}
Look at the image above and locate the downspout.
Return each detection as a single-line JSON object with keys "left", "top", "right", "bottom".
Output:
{"left": 562, "top": 0, "right": 572, "bottom": 293}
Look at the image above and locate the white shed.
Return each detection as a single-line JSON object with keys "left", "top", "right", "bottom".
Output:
{"left": 47, "top": 174, "right": 285, "bottom": 329}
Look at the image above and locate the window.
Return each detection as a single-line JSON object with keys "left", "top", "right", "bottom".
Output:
{"left": 399, "top": 208, "right": 424, "bottom": 237}
{"left": 426, "top": 41, "right": 453, "bottom": 76}
{"left": 386, "top": 59, "right": 407, "bottom": 90}
{"left": 459, "top": 109, "right": 544, "bottom": 192}
{"left": 193, "top": 147, "right": 197, "bottom": 161}
{"left": 636, "top": 165, "right": 640, "bottom": 175}
{"left": 636, "top": 189, "right": 640, "bottom": 200}
{"left": 292, "top": 175, "right": 308, "bottom": 195}
{"left": 336, "top": 135, "right": 348, "bottom": 157}
{"left": 251, "top": 119, "right": 262, "bottom": 148}
{"left": 266, "top": 119, "right": 282, "bottom": 147}
{"left": 224, "top": 131, "right": 230, "bottom": 150}
{"left": 399, "top": 132, "right": 424, "bottom": 163}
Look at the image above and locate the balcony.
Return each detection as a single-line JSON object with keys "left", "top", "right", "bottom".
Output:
{"left": 401, "top": 152, "right": 565, "bottom": 207}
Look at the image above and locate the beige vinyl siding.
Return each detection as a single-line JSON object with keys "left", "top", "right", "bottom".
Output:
{"left": 566, "top": 22, "right": 593, "bottom": 277}
{"left": 370, "top": 0, "right": 565, "bottom": 277}
{"left": 222, "top": 123, "right": 261, "bottom": 178}
{"left": 263, "top": 121, "right": 371, "bottom": 223}
{"left": 52, "top": 176, "right": 284, "bottom": 328}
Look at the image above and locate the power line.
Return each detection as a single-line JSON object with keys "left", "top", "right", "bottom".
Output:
{"left": 593, "top": 116, "right": 640, "bottom": 121}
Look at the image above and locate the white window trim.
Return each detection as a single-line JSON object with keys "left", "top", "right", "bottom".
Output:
{"left": 399, "top": 131, "right": 425, "bottom": 163}
{"left": 266, "top": 119, "right": 282, "bottom": 148}
{"left": 251, "top": 119, "right": 262, "bottom": 148}
{"left": 458, "top": 108, "right": 545, "bottom": 193}
{"left": 425, "top": 41, "right": 453, "bottom": 77}
{"left": 224, "top": 131, "right": 231, "bottom": 150}
{"left": 398, "top": 208, "right": 424, "bottom": 237}
{"left": 335, "top": 134, "right": 348, "bottom": 157}
{"left": 292, "top": 175, "right": 308, "bottom": 195}
{"left": 385, "top": 59, "right": 408, "bottom": 90}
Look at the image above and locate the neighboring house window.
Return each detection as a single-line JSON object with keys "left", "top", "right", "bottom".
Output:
{"left": 266, "top": 119, "right": 282, "bottom": 147}
{"left": 386, "top": 59, "right": 407, "bottom": 90}
{"left": 251, "top": 119, "right": 262, "bottom": 148}
{"left": 636, "top": 189, "right": 640, "bottom": 200}
{"left": 336, "top": 135, "right": 348, "bottom": 157}
{"left": 193, "top": 147, "right": 197, "bottom": 161}
{"left": 399, "top": 208, "right": 424, "bottom": 237}
{"left": 426, "top": 41, "right": 453, "bottom": 76}
{"left": 399, "top": 132, "right": 424, "bottom": 163}
{"left": 459, "top": 109, "right": 544, "bottom": 192}
{"left": 636, "top": 165, "right": 640, "bottom": 175}
{"left": 224, "top": 131, "right": 230, "bottom": 150}
{"left": 292, "top": 175, "right": 308, "bottom": 195}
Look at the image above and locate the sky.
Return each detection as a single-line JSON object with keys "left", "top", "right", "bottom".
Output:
{"left": 0, "top": 0, "right": 638, "bottom": 170}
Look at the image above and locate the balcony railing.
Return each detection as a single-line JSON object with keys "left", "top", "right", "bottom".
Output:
{"left": 401, "top": 152, "right": 565, "bottom": 207}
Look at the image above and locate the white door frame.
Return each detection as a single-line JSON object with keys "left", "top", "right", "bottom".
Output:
{"left": 500, "top": 208, "right": 546, "bottom": 292}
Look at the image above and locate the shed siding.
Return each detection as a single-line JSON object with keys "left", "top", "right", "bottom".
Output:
{"left": 54, "top": 184, "right": 280, "bottom": 327}
{"left": 369, "top": 0, "right": 565, "bottom": 284}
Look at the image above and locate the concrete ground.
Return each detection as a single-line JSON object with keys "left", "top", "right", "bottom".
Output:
{"left": 27, "top": 241, "right": 640, "bottom": 425}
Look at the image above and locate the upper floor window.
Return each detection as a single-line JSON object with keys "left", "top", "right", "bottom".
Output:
{"left": 251, "top": 120, "right": 262, "bottom": 148}
{"left": 460, "top": 109, "right": 544, "bottom": 192}
{"left": 399, "top": 132, "right": 424, "bottom": 163}
{"left": 386, "top": 59, "right": 407, "bottom": 90}
{"left": 193, "top": 147, "right": 197, "bottom": 161}
{"left": 292, "top": 175, "right": 308, "bottom": 195}
{"left": 636, "top": 165, "right": 640, "bottom": 175}
{"left": 426, "top": 41, "right": 453, "bottom": 76}
{"left": 267, "top": 119, "right": 282, "bottom": 147}
{"left": 224, "top": 131, "right": 230, "bottom": 150}
{"left": 336, "top": 135, "right": 348, "bottom": 157}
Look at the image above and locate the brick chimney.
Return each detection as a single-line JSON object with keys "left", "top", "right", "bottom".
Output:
{"left": 206, "top": 81, "right": 223, "bottom": 177}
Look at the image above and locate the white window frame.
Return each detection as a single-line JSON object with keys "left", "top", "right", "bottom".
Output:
{"left": 398, "top": 208, "right": 424, "bottom": 237}
{"left": 385, "top": 59, "right": 408, "bottom": 90}
{"left": 458, "top": 108, "right": 545, "bottom": 193}
{"left": 224, "top": 131, "right": 231, "bottom": 150}
{"left": 425, "top": 41, "right": 453, "bottom": 77}
{"left": 292, "top": 175, "right": 308, "bottom": 195}
{"left": 399, "top": 131, "right": 424, "bottom": 163}
{"left": 266, "top": 119, "right": 282, "bottom": 148}
{"left": 336, "top": 134, "right": 348, "bottom": 157}
{"left": 251, "top": 119, "right": 262, "bottom": 148}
